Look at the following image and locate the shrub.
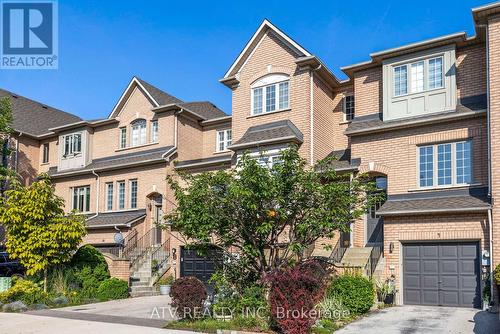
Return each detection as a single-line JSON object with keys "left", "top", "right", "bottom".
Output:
{"left": 157, "top": 275, "right": 175, "bottom": 286}
{"left": 0, "top": 279, "right": 48, "bottom": 305}
{"left": 316, "top": 295, "right": 350, "bottom": 321}
{"left": 170, "top": 276, "right": 207, "bottom": 319}
{"left": 97, "top": 278, "right": 129, "bottom": 301}
{"left": 72, "top": 264, "right": 110, "bottom": 299}
{"left": 70, "top": 245, "right": 108, "bottom": 270}
{"left": 266, "top": 261, "right": 326, "bottom": 334}
{"left": 494, "top": 264, "right": 500, "bottom": 285}
{"left": 327, "top": 273, "right": 374, "bottom": 315}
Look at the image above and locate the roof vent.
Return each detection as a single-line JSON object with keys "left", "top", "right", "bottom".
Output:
{"left": 41, "top": 105, "right": 48, "bottom": 109}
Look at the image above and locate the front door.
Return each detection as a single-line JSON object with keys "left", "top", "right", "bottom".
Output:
{"left": 366, "top": 176, "right": 387, "bottom": 245}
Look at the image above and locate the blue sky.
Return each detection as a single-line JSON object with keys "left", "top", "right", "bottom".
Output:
{"left": 0, "top": 0, "right": 489, "bottom": 120}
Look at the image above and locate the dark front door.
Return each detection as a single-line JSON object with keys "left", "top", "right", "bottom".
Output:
{"left": 366, "top": 204, "right": 383, "bottom": 244}
{"left": 403, "top": 242, "right": 480, "bottom": 308}
{"left": 180, "top": 247, "right": 222, "bottom": 285}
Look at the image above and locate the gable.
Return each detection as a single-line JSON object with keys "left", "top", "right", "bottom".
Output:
{"left": 223, "top": 19, "right": 311, "bottom": 79}
{"left": 116, "top": 86, "right": 156, "bottom": 123}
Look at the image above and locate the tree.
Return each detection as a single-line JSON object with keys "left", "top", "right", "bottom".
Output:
{"left": 0, "top": 174, "right": 86, "bottom": 291}
{"left": 166, "top": 146, "right": 380, "bottom": 282}
{"left": 0, "top": 97, "right": 14, "bottom": 194}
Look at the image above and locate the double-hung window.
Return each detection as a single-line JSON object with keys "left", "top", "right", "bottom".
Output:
{"left": 130, "top": 179, "right": 138, "bottom": 209}
{"left": 216, "top": 129, "right": 232, "bottom": 152}
{"left": 151, "top": 121, "right": 158, "bottom": 143}
{"left": 42, "top": 143, "right": 49, "bottom": 163}
{"left": 72, "top": 186, "right": 90, "bottom": 212}
{"left": 63, "top": 133, "right": 82, "bottom": 157}
{"left": 119, "top": 127, "right": 127, "bottom": 149}
{"left": 343, "top": 95, "right": 355, "bottom": 121}
{"left": 418, "top": 141, "right": 472, "bottom": 188}
{"left": 131, "top": 119, "right": 147, "bottom": 147}
{"left": 394, "top": 56, "right": 444, "bottom": 97}
{"left": 106, "top": 183, "right": 113, "bottom": 211}
{"left": 251, "top": 74, "right": 290, "bottom": 115}
{"left": 117, "top": 181, "right": 126, "bottom": 210}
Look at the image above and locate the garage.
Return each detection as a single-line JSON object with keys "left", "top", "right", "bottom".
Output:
{"left": 402, "top": 242, "right": 480, "bottom": 308}
{"left": 180, "top": 247, "right": 222, "bottom": 285}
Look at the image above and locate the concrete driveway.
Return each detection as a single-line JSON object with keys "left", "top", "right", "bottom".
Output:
{"left": 28, "top": 295, "right": 175, "bottom": 328}
{"left": 337, "top": 305, "right": 500, "bottom": 334}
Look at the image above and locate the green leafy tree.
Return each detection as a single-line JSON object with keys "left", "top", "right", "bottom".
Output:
{"left": 0, "top": 174, "right": 86, "bottom": 291}
{"left": 0, "top": 97, "right": 14, "bottom": 193}
{"left": 167, "top": 146, "right": 380, "bottom": 281}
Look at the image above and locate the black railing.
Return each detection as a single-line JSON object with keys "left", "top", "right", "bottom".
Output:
{"left": 330, "top": 237, "right": 348, "bottom": 263}
{"left": 121, "top": 229, "right": 138, "bottom": 258}
{"left": 123, "top": 227, "right": 157, "bottom": 262}
{"left": 150, "top": 238, "right": 171, "bottom": 278}
{"left": 365, "top": 245, "right": 382, "bottom": 277}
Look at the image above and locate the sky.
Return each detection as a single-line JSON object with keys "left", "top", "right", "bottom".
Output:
{"left": 0, "top": 0, "right": 490, "bottom": 120}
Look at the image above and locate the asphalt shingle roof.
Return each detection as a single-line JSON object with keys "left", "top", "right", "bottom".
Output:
{"left": 48, "top": 146, "right": 173, "bottom": 177}
{"left": 175, "top": 154, "right": 232, "bottom": 169}
{"left": 230, "top": 120, "right": 303, "bottom": 149}
{"left": 86, "top": 209, "right": 146, "bottom": 228}
{"left": 136, "top": 78, "right": 183, "bottom": 106}
{"left": 0, "top": 88, "right": 81, "bottom": 137}
{"left": 378, "top": 187, "right": 490, "bottom": 216}
{"left": 345, "top": 94, "right": 487, "bottom": 135}
{"left": 179, "top": 101, "right": 228, "bottom": 120}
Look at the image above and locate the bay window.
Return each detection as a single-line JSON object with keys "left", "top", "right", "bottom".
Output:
{"left": 418, "top": 141, "right": 472, "bottom": 188}
{"left": 393, "top": 56, "right": 444, "bottom": 97}
{"left": 251, "top": 74, "right": 290, "bottom": 115}
{"left": 63, "top": 133, "right": 82, "bottom": 157}
{"left": 216, "top": 129, "right": 232, "bottom": 152}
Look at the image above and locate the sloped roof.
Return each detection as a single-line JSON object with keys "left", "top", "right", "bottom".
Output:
{"left": 345, "top": 94, "right": 487, "bottom": 136}
{"left": 229, "top": 119, "right": 303, "bottom": 150}
{"left": 86, "top": 209, "right": 146, "bottom": 229}
{"left": 378, "top": 187, "right": 490, "bottom": 216}
{"left": 48, "top": 146, "right": 174, "bottom": 177}
{"left": 179, "top": 101, "right": 227, "bottom": 120}
{"left": 135, "top": 77, "right": 183, "bottom": 106}
{"left": 175, "top": 154, "right": 232, "bottom": 170}
{"left": 0, "top": 88, "right": 81, "bottom": 137}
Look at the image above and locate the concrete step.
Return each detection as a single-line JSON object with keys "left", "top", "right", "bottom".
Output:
{"left": 130, "top": 290, "right": 159, "bottom": 298}
{"left": 130, "top": 286, "right": 156, "bottom": 293}
{"left": 340, "top": 247, "right": 373, "bottom": 267}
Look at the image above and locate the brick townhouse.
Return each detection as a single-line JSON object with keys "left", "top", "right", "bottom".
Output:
{"left": 2, "top": 2, "right": 500, "bottom": 307}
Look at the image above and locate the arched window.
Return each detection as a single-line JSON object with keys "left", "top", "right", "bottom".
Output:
{"left": 131, "top": 119, "right": 147, "bottom": 147}
{"left": 251, "top": 74, "right": 289, "bottom": 115}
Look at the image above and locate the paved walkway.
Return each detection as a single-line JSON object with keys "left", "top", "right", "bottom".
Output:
{"left": 0, "top": 313, "right": 193, "bottom": 334}
{"left": 336, "top": 305, "right": 500, "bottom": 334}
{"left": 27, "top": 295, "right": 176, "bottom": 328}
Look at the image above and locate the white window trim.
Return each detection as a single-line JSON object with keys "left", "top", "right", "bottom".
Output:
{"left": 117, "top": 181, "right": 126, "bottom": 210}
{"left": 72, "top": 185, "right": 90, "bottom": 213}
{"left": 216, "top": 129, "right": 232, "bottom": 152}
{"left": 62, "top": 132, "right": 83, "bottom": 158}
{"left": 342, "top": 94, "right": 355, "bottom": 122}
{"left": 151, "top": 120, "right": 159, "bottom": 143}
{"left": 42, "top": 143, "right": 49, "bottom": 164}
{"left": 131, "top": 119, "right": 147, "bottom": 147}
{"left": 129, "top": 179, "right": 138, "bottom": 209}
{"left": 393, "top": 55, "right": 444, "bottom": 98}
{"left": 250, "top": 74, "right": 290, "bottom": 116}
{"left": 119, "top": 127, "right": 127, "bottom": 149}
{"left": 105, "top": 182, "right": 114, "bottom": 212}
{"left": 417, "top": 140, "right": 472, "bottom": 189}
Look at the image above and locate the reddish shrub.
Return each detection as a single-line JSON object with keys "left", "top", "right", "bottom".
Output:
{"left": 169, "top": 276, "right": 207, "bottom": 319}
{"left": 266, "top": 261, "right": 326, "bottom": 334}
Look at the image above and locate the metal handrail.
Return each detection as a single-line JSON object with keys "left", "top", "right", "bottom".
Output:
{"left": 365, "top": 245, "right": 382, "bottom": 277}
{"left": 150, "top": 237, "right": 170, "bottom": 278}
{"left": 330, "top": 237, "right": 348, "bottom": 263}
{"left": 122, "top": 227, "right": 157, "bottom": 261}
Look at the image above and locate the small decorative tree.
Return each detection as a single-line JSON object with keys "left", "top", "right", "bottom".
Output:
{"left": 0, "top": 96, "right": 14, "bottom": 194}
{"left": 167, "top": 146, "right": 380, "bottom": 282}
{"left": 0, "top": 174, "right": 86, "bottom": 291}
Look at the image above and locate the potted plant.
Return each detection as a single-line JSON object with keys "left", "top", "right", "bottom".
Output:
{"left": 376, "top": 276, "right": 397, "bottom": 305}
{"left": 157, "top": 275, "right": 174, "bottom": 295}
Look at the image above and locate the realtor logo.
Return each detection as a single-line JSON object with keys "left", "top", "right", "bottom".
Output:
{"left": 1, "top": 0, "right": 58, "bottom": 69}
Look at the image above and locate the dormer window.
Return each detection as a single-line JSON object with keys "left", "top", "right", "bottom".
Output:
{"left": 131, "top": 119, "right": 147, "bottom": 147}
{"left": 393, "top": 56, "right": 444, "bottom": 97}
{"left": 63, "top": 133, "right": 82, "bottom": 157}
{"left": 251, "top": 74, "right": 290, "bottom": 115}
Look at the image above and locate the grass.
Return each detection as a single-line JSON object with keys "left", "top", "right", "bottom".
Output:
{"left": 165, "top": 316, "right": 270, "bottom": 333}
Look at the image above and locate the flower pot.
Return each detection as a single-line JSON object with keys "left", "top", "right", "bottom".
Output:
{"left": 384, "top": 293, "right": 395, "bottom": 305}
{"left": 160, "top": 285, "right": 171, "bottom": 295}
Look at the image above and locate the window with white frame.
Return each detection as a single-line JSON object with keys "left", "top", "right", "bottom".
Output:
{"left": 106, "top": 183, "right": 113, "bottom": 211}
{"left": 394, "top": 56, "right": 444, "bottom": 97}
{"left": 216, "top": 129, "right": 232, "bottom": 152}
{"left": 72, "top": 186, "right": 90, "bottom": 212}
{"left": 251, "top": 74, "right": 290, "bottom": 115}
{"left": 42, "top": 143, "right": 49, "bottom": 163}
{"left": 151, "top": 120, "right": 158, "bottom": 143}
{"left": 418, "top": 141, "right": 471, "bottom": 188}
{"left": 119, "top": 127, "right": 127, "bottom": 149}
{"left": 130, "top": 179, "right": 138, "bottom": 209}
{"left": 131, "top": 119, "right": 147, "bottom": 147}
{"left": 63, "top": 133, "right": 82, "bottom": 157}
{"left": 343, "top": 95, "right": 355, "bottom": 121}
{"left": 117, "top": 181, "right": 125, "bottom": 210}
{"left": 256, "top": 154, "right": 282, "bottom": 169}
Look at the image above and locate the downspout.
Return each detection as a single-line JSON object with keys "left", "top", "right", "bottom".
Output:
{"left": 89, "top": 170, "right": 100, "bottom": 220}
{"left": 480, "top": 22, "right": 495, "bottom": 306}
{"left": 309, "top": 64, "right": 322, "bottom": 166}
